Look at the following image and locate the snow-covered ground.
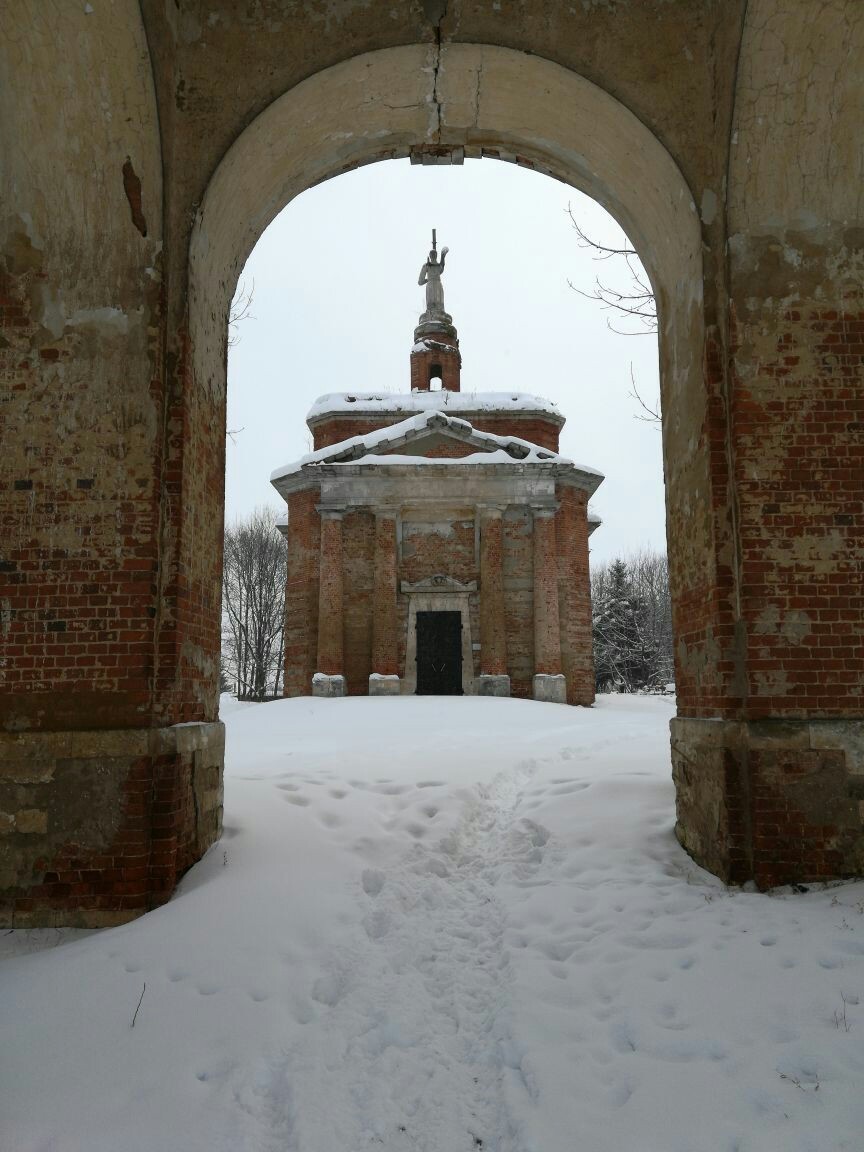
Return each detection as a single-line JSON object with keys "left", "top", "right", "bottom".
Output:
{"left": 3, "top": 695, "right": 864, "bottom": 1152}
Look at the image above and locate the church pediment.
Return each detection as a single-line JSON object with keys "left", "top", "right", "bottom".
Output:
{"left": 273, "top": 410, "right": 560, "bottom": 475}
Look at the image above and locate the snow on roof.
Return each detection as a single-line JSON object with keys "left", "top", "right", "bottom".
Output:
{"left": 306, "top": 390, "right": 564, "bottom": 423}
{"left": 271, "top": 410, "right": 604, "bottom": 484}
{"left": 331, "top": 449, "right": 555, "bottom": 469}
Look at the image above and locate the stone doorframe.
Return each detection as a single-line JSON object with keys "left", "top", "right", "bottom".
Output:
{"left": 400, "top": 576, "right": 477, "bottom": 696}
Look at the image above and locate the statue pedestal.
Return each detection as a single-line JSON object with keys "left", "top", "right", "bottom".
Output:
{"left": 369, "top": 674, "right": 400, "bottom": 696}
{"left": 312, "top": 673, "right": 346, "bottom": 698}
{"left": 476, "top": 674, "right": 510, "bottom": 697}
{"left": 533, "top": 674, "right": 567, "bottom": 704}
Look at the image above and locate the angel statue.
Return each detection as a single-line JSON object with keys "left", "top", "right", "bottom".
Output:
{"left": 418, "top": 230, "right": 449, "bottom": 316}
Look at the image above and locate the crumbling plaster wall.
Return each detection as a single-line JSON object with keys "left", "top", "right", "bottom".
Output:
{"left": 726, "top": 0, "right": 864, "bottom": 721}
{"left": 672, "top": 0, "right": 864, "bottom": 887}
{"left": 1, "top": 3, "right": 163, "bottom": 731}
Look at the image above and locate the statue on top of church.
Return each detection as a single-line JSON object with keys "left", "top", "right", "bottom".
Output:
{"left": 418, "top": 230, "right": 449, "bottom": 317}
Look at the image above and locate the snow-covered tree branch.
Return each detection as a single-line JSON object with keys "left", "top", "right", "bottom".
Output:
{"left": 591, "top": 550, "right": 673, "bottom": 693}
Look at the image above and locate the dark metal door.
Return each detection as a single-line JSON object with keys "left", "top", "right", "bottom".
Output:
{"left": 415, "top": 611, "right": 463, "bottom": 695}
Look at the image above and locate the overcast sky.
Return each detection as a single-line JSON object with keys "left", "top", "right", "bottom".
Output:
{"left": 226, "top": 159, "right": 666, "bottom": 565}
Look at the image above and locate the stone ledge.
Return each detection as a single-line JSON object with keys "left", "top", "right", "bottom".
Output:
{"left": 0, "top": 722, "right": 225, "bottom": 763}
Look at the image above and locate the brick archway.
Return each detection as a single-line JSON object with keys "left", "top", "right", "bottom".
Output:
{"left": 3, "top": 9, "right": 862, "bottom": 925}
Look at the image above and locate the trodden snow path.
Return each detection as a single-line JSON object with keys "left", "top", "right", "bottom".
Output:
{"left": 2, "top": 695, "right": 864, "bottom": 1152}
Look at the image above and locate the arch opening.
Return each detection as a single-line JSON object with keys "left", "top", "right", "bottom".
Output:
{"left": 185, "top": 42, "right": 736, "bottom": 879}
{"left": 190, "top": 41, "right": 706, "bottom": 701}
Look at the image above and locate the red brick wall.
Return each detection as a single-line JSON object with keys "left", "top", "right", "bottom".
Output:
{"left": 410, "top": 343, "right": 461, "bottom": 392}
{"left": 0, "top": 263, "right": 161, "bottom": 732}
{"left": 401, "top": 518, "right": 476, "bottom": 586}
{"left": 556, "top": 486, "right": 595, "bottom": 705}
{"left": 343, "top": 511, "right": 375, "bottom": 693}
{"left": 283, "top": 490, "right": 320, "bottom": 697}
{"left": 153, "top": 324, "right": 225, "bottom": 726}
{"left": 311, "top": 412, "right": 561, "bottom": 451}
{"left": 732, "top": 299, "right": 864, "bottom": 720}
{"left": 502, "top": 508, "right": 535, "bottom": 698}
{"left": 668, "top": 320, "right": 741, "bottom": 720}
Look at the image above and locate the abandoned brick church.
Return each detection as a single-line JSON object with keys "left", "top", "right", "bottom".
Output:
{"left": 271, "top": 236, "right": 603, "bottom": 705}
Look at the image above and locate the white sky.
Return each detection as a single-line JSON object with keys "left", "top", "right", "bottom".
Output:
{"left": 226, "top": 159, "right": 666, "bottom": 564}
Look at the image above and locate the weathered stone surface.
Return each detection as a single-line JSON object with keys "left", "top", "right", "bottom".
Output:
{"left": 0, "top": 723, "right": 223, "bottom": 927}
{"left": 672, "top": 717, "right": 864, "bottom": 889}
{"left": 369, "top": 675, "right": 401, "bottom": 697}
{"left": 312, "top": 674, "right": 347, "bottom": 699}
{"left": 533, "top": 675, "right": 568, "bottom": 705}
{"left": 476, "top": 675, "right": 510, "bottom": 698}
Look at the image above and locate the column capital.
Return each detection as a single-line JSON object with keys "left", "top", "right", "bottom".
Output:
{"left": 373, "top": 507, "right": 400, "bottom": 521}
{"left": 317, "top": 505, "right": 346, "bottom": 520}
{"left": 477, "top": 503, "right": 507, "bottom": 519}
{"left": 531, "top": 503, "right": 558, "bottom": 520}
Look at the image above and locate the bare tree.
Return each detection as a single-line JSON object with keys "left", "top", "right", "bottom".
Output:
{"left": 228, "top": 278, "right": 255, "bottom": 347}
{"left": 567, "top": 205, "right": 660, "bottom": 424}
{"left": 566, "top": 208, "right": 657, "bottom": 334}
{"left": 221, "top": 506, "right": 287, "bottom": 700}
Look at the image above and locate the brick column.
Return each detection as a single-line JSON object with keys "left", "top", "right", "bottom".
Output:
{"left": 555, "top": 485, "right": 595, "bottom": 706}
{"left": 370, "top": 510, "right": 400, "bottom": 695}
{"left": 533, "top": 505, "right": 566, "bottom": 703}
{"left": 477, "top": 506, "right": 510, "bottom": 696}
{"left": 315, "top": 509, "right": 345, "bottom": 694}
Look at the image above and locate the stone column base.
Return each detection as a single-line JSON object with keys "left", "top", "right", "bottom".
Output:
{"left": 476, "top": 674, "right": 511, "bottom": 697}
{"left": 671, "top": 715, "right": 864, "bottom": 889}
{"left": 533, "top": 674, "right": 567, "bottom": 704}
{"left": 369, "top": 674, "right": 401, "bottom": 696}
{"left": 312, "top": 673, "right": 347, "bottom": 698}
{"left": 0, "top": 722, "right": 224, "bottom": 928}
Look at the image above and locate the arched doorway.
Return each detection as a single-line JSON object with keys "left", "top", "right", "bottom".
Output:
{"left": 3, "top": 21, "right": 861, "bottom": 925}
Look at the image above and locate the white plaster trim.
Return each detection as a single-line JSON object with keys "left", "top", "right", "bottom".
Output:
{"left": 400, "top": 574, "right": 477, "bottom": 594}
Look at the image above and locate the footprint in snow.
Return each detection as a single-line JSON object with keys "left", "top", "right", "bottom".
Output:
{"left": 329, "top": 788, "right": 347, "bottom": 799}
{"left": 167, "top": 968, "right": 189, "bottom": 983}
{"left": 363, "top": 907, "right": 391, "bottom": 940}
{"left": 318, "top": 811, "right": 341, "bottom": 828}
{"left": 310, "top": 972, "right": 344, "bottom": 1006}
{"left": 361, "top": 868, "right": 386, "bottom": 896}
{"left": 284, "top": 794, "right": 311, "bottom": 807}
{"left": 196, "top": 981, "right": 220, "bottom": 996}
{"left": 195, "top": 1055, "right": 237, "bottom": 1083}
{"left": 276, "top": 782, "right": 301, "bottom": 792}
{"left": 416, "top": 780, "right": 445, "bottom": 789}
{"left": 833, "top": 939, "right": 864, "bottom": 955}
